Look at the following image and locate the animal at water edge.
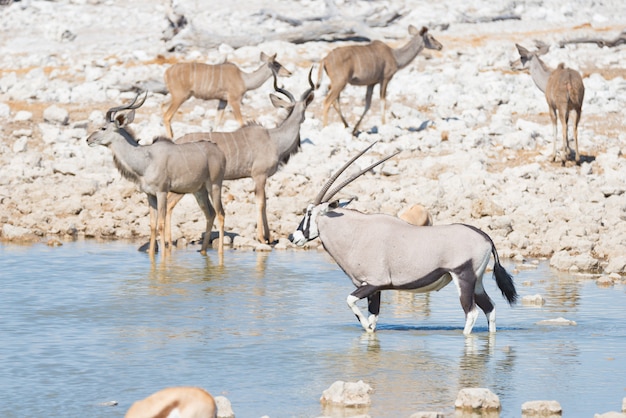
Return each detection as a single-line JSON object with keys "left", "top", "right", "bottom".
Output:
{"left": 290, "top": 143, "right": 518, "bottom": 335}
{"left": 165, "top": 67, "right": 315, "bottom": 245}
{"left": 317, "top": 25, "right": 443, "bottom": 135}
{"left": 163, "top": 52, "right": 291, "bottom": 138}
{"left": 399, "top": 203, "right": 433, "bottom": 226}
{"left": 125, "top": 387, "right": 217, "bottom": 418}
{"left": 86, "top": 92, "right": 226, "bottom": 259}
{"left": 515, "top": 43, "right": 585, "bottom": 163}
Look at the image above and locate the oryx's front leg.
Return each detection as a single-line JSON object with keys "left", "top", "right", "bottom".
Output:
{"left": 346, "top": 283, "right": 380, "bottom": 333}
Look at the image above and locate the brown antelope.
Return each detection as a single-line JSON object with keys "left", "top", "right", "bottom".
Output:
{"left": 399, "top": 203, "right": 433, "bottom": 226}
{"left": 163, "top": 52, "right": 291, "bottom": 138}
{"left": 86, "top": 92, "right": 226, "bottom": 259}
{"left": 165, "top": 68, "right": 315, "bottom": 245}
{"left": 317, "top": 25, "right": 443, "bottom": 135}
{"left": 125, "top": 387, "right": 217, "bottom": 418}
{"left": 290, "top": 143, "right": 517, "bottom": 335}
{"left": 515, "top": 43, "right": 585, "bottom": 163}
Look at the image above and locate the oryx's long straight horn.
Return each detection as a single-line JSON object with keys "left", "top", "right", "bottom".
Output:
{"left": 323, "top": 149, "right": 401, "bottom": 203}
{"left": 106, "top": 91, "right": 148, "bottom": 122}
{"left": 313, "top": 141, "right": 379, "bottom": 205}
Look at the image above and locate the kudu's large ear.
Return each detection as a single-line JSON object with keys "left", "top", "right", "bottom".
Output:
{"left": 114, "top": 111, "right": 134, "bottom": 128}
{"left": 269, "top": 93, "right": 293, "bottom": 110}
{"left": 419, "top": 26, "right": 428, "bottom": 36}
{"left": 408, "top": 25, "right": 419, "bottom": 35}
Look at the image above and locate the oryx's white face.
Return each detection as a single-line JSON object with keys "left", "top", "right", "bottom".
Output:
{"left": 291, "top": 199, "right": 353, "bottom": 246}
{"left": 291, "top": 203, "right": 322, "bottom": 246}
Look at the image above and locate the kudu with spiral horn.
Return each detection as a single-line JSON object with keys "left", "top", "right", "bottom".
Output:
{"left": 290, "top": 143, "right": 517, "bottom": 335}
{"left": 87, "top": 91, "right": 226, "bottom": 260}
{"left": 169, "top": 67, "right": 315, "bottom": 244}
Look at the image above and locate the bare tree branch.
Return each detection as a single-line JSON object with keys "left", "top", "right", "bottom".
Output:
{"left": 164, "top": 0, "right": 407, "bottom": 52}
{"left": 559, "top": 29, "right": 626, "bottom": 48}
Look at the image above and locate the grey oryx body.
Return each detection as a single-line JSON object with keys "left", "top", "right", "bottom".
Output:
{"left": 291, "top": 144, "right": 517, "bottom": 335}
{"left": 166, "top": 68, "right": 315, "bottom": 244}
{"left": 86, "top": 92, "right": 226, "bottom": 259}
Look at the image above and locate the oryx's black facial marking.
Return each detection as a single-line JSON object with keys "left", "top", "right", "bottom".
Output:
{"left": 296, "top": 214, "right": 310, "bottom": 240}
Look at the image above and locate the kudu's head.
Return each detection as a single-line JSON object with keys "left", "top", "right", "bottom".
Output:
{"left": 411, "top": 25, "right": 443, "bottom": 51}
{"left": 290, "top": 142, "right": 400, "bottom": 246}
{"left": 269, "top": 66, "right": 315, "bottom": 123}
{"left": 86, "top": 91, "right": 147, "bottom": 147}
{"left": 514, "top": 41, "right": 550, "bottom": 70}
{"left": 261, "top": 51, "right": 292, "bottom": 77}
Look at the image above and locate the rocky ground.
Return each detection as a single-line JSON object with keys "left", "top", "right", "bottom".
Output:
{"left": 0, "top": 0, "right": 625, "bottom": 275}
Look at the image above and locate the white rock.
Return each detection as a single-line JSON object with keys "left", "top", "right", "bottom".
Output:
{"left": 43, "top": 105, "right": 69, "bottom": 125}
{"left": 454, "top": 388, "right": 501, "bottom": 411}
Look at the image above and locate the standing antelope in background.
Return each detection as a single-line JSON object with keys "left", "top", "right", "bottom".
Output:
{"left": 290, "top": 143, "right": 517, "bottom": 335}
{"left": 515, "top": 43, "right": 585, "bottom": 163}
{"left": 317, "top": 25, "right": 443, "bottom": 135}
{"left": 125, "top": 387, "right": 217, "bottom": 418}
{"left": 87, "top": 92, "right": 226, "bottom": 259}
{"left": 165, "top": 68, "right": 315, "bottom": 244}
{"left": 163, "top": 52, "right": 291, "bottom": 138}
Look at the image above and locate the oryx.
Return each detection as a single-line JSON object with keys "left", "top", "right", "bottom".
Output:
{"left": 290, "top": 143, "right": 517, "bottom": 335}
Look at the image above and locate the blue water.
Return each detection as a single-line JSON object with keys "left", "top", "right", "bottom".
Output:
{"left": 0, "top": 240, "right": 625, "bottom": 417}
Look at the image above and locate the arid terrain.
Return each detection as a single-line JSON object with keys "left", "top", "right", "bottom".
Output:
{"left": 0, "top": 0, "right": 625, "bottom": 274}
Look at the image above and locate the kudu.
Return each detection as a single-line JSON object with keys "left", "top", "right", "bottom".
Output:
{"left": 290, "top": 143, "right": 518, "bottom": 335}
{"left": 165, "top": 68, "right": 316, "bottom": 244}
{"left": 317, "top": 25, "right": 443, "bottom": 135}
{"left": 163, "top": 52, "right": 292, "bottom": 138}
{"left": 515, "top": 43, "right": 585, "bottom": 163}
{"left": 86, "top": 92, "right": 226, "bottom": 259}
{"left": 125, "top": 387, "right": 217, "bottom": 418}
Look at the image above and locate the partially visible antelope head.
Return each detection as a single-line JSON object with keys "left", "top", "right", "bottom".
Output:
{"left": 291, "top": 142, "right": 400, "bottom": 246}
{"left": 269, "top": 66, "right": 315, "bottom": 124}
{"left": 87, "top": 91, "right": 147, "bottom": 147}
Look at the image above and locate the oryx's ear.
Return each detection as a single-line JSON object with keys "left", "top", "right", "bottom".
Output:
{"left": 269, "top": 93, "right": 292, "bottom": 109}
{"left": 329, "top": 197, "right": 354, "bottom": 209}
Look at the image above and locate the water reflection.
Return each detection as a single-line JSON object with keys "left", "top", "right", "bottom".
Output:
{"left": 1, "top": 242, "right": 625, "bottom": 418}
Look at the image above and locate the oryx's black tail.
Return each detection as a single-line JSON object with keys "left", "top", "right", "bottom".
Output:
{"left": 491, "top": 246, "right": 518, "bottom": 305}
{"left": 460, "top": 223, "right": 518, "bottom": 305}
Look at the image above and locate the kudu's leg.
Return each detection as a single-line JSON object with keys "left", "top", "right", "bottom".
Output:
{"left": 379, "top": 79, "right": 390, "bottom": 125}
{"left": 147, "top": 194, "right": 159, "bottom": 259}
{"left": 156, "top": 192, "right": 169, "bottom": 257}
{"left": 163, "top": 93, "right": 189, "bottom": 138}
{"left": 253, "top": 176, "right": 270, "bottom": 244}
{"left": 192, "top": 189, "right": 216, "bottom": 256}
{"left": 559, "top": 106, "right": 570, "bottom": 163}
{"left": 228, "top": 97, "right": 245, "bottom": 127}
{"left": 209, "top": 181, "right": 225, "bottom": 256}
{"left": 347, "top": 283, "right": 380, "bottom": 332}
{"left": 323, "top": 82, "right": 349, "bottom": 128}
{"left": 165, "top": 192, "right": 185, "bottom": 249}
{"left": 215, "top": 100, "right": 227, "bottom": 128}
{"left": 573, "top": 108, "right": 582, "bottom": 163}
{"left": 352, "top": 84, "right": 375, "bottom": 135}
